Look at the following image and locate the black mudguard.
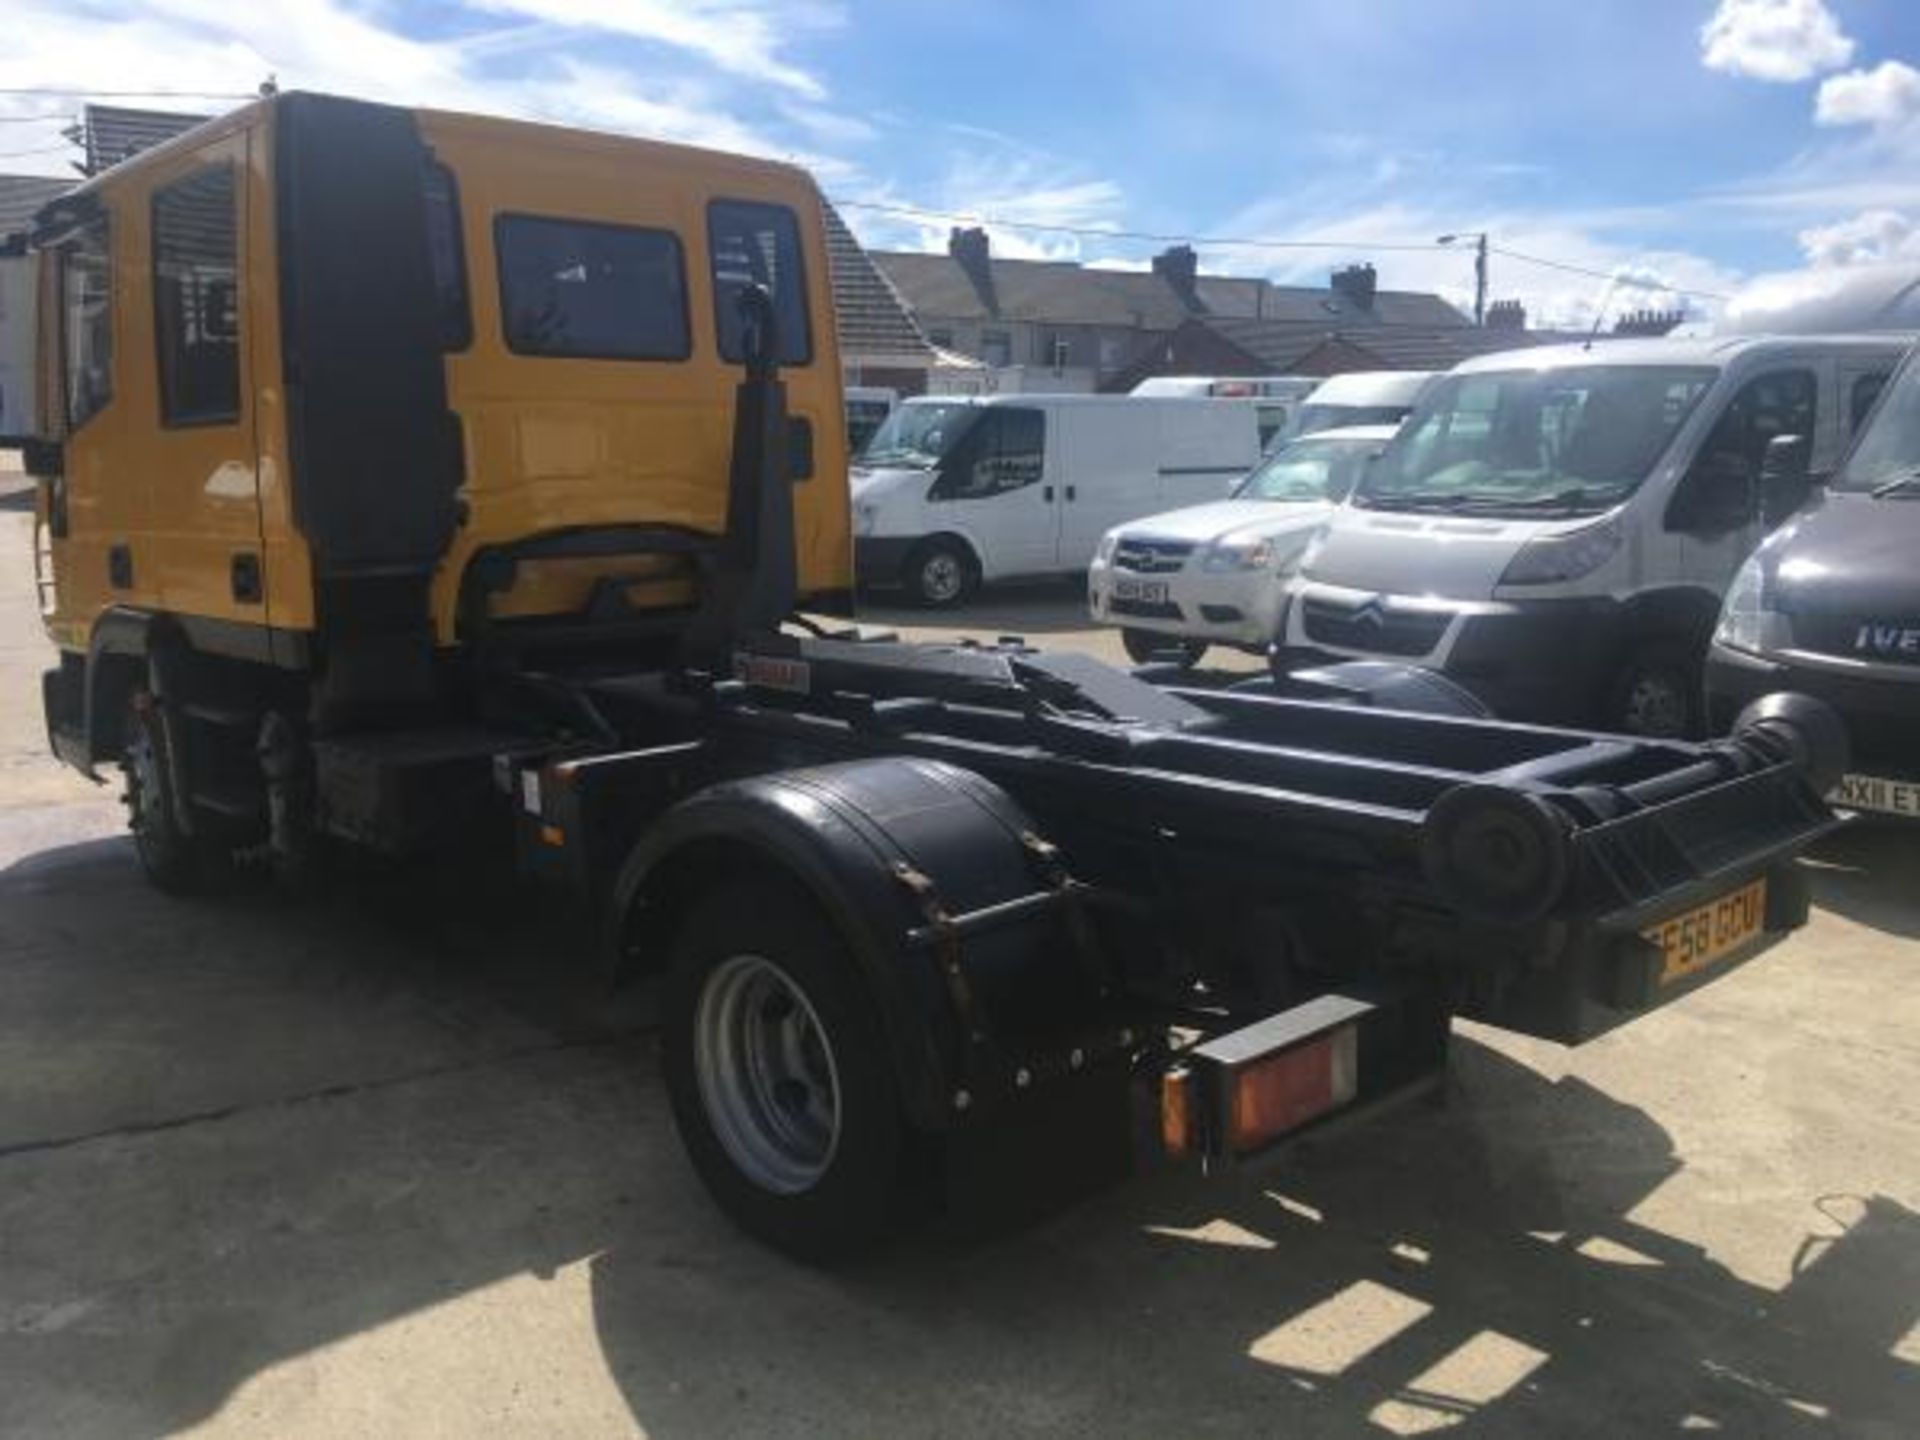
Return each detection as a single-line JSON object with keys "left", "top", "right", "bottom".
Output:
{"left": 610, "top": 756, "right": 1100, "bottom": 1131}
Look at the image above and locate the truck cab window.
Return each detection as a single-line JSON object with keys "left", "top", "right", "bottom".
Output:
{"left": 59, "top": 218, "right": 112, "bottom": 430}
{"left": 937, "top": 407, "right": 1044, "bottom": 499}
{"left": 497, "top": 215, "right": 689, "bottom": 360}
{"left": 708, "top": 200, "right": 811, "bottom": 366}
{"left": 1850, "top": 370, "right": 1890, "bottom": 433}
{"left": 153, "top": 164, "right": 241, "bottom": 426}
{"left": 423, "top": 162, "right": 471, "bottom": 350}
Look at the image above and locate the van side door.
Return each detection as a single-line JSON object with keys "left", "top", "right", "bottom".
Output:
{"left": 141, "top": 134, "right": 267, "bottom": 627}
{"left": 926, "top": 404, "right": 1054, "bottom": 578}
{"left": 1664, "top": 364, "right": 1818, "bottom": 591}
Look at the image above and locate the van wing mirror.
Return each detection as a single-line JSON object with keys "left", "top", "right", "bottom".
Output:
{"left": 1759, "top": 432, "right": 1812, "bottom": 526}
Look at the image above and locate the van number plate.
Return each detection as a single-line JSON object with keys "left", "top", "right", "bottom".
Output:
{"left": 1114, "top": 579, "right": 1169, "bottom": 604}
{"left": 1644, "top": 877, "right": 1767, "bottom": 987}
{"left": 1829, "top": 773, "right": 1920, "bottom": 819}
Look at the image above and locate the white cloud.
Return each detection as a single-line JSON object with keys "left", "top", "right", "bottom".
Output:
{"left": 1797, "top": 207, "right": 1920, "bottom": 265}
{"left": 0, "top": 0, "right": 864, "bottom": 181}
{"left": 1700, "top": 0, "right": 1854, "bottom": 82}
{"left": 1815, "top": 60, "right": 1920, "bottom": 130}
{"left": 465, "top": 0, "right": 841, "bottom": 101}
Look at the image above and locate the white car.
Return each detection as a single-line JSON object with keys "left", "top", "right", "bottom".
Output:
{"left": 1088, "top": 425, "right": 1396, "bottom": 665}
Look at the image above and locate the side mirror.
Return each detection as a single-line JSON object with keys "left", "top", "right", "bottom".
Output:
{"left": 1759, "top": 432, "right": 1812, "bottom": 526}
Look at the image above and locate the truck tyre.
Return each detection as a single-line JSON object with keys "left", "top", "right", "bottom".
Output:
{"left": 1605, "top": 641, "right": 1702, "bottom": 739}
{"left": 120, "top": 690, "right": 226, "bottom": 894}
{"left": 905, "top": 538, "right": 976, "bottom": 608}
{"left": 662, "top": 879, "right": 911, "bottom": 1262}
{"left": 1122, "top": 629, "right": 1207, "bottom": 668}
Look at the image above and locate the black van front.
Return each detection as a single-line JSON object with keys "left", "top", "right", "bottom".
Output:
{"left": 1706, "top": 351, "right": 1920, "bottom": 819}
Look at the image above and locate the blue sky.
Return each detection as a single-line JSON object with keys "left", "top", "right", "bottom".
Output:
{"left": 4, "top": 0, "right": 1918, "bottom": 324}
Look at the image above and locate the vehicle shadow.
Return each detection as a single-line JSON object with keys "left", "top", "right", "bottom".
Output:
{"left": 4, "top": 833, "right": 1914, "bottom": 1438}
{"left": 1803, "top": 821, "right": 1920, "bottom": 942}
{"left": 587, "top": 1036, "right": 1920, "bottom": 1438}
{"left": 853, "top": 578, "right": 1097, "bottom": 637}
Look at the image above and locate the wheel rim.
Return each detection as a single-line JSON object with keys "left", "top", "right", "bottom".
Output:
{"left": 920, "top": 552, "right": 963, "bottom": 604}
{"left": 124, "top": 710, "right": 167, "bottom": 838}
{"left": 693, "top": 954, "right": 843, "bottom": 1194}
{"left": 1622, "top": 671, "right": 1688, "bottom": 738}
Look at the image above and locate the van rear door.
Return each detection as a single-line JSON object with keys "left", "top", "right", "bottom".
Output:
{"left": 1158, "top": 399, "right": 1259, "bottom": 509}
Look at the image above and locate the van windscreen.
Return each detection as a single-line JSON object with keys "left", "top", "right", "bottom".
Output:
{"left": 1833, "top": 353, "right": 1920, "bottom": 493}
{"left": 1356, "top": 365, "right": 1716, "bottom": 517}
{"left": 859, "top": 403, "right": 980, "bottom": 468}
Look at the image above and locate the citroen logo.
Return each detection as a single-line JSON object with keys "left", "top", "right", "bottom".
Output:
{"left": 1350, "top": 596, "right": 1388, "bottom": 629}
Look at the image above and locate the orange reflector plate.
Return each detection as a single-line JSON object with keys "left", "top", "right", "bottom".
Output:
{"left": 1229, "top": 1027, "right": 1358, "bottom": 1154}
{"left": 1161, "top": 1067, "right": 1193, "bottom": 1158}
{"left": 540, "top": 824, "right": 566, "bottom": 847}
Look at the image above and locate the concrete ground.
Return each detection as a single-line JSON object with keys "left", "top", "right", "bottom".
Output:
{"left": 2, "top": 479, "right": 1917, "bottom": 1438}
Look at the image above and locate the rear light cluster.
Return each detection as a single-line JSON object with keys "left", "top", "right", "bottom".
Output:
{"left": 1161, "top": 1023, "right": 1360, "bottom": 1161}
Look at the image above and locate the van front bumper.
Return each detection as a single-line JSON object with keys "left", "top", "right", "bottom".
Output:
{"left": 1706, "top": 641, "right": 1920, "bottom": 785}
{"left": 1285, "top": 584, "right": 1626, "bottom": 724}
{"left": 1087, "top": 560, "right": 1286, "bottom": 649}
{"left": 854, "top": 536, "right": 920, "bottom": 588}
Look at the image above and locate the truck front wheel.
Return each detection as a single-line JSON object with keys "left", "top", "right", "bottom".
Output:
{"left": 120, "top": 690, "right": 228, "bottom": 894}
{"left": 662, "top": 880, "right": 912, "bottom": 1262}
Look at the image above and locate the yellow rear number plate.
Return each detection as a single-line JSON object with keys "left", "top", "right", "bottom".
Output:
{"left": 1645, "top": 877, "right": 1768, "bottom": 986}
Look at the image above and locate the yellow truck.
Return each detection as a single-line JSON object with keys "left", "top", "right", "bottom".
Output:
{"left": 1, "top": 93, "right": 1851, "bottom": 1260}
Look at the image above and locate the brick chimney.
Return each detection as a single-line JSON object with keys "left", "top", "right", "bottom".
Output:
{"left": 948, "top": 225, "right": 998, "bottom": 315}
{"left": 1330, "top": 263, "right": 1377, "bottom": 311}
{"left": 1486, "top": 298, "right": 1526, "bottom": 331}
{"left": 1153, "top": 244, "right": 1204, "bottom": 312}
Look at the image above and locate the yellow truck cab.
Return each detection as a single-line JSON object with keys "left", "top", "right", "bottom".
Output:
{"left": 15, "top": 91, "right": 848, "bottom": 747}
{"left": 0, "top": 93, "right": 1853, "bottom": 1263}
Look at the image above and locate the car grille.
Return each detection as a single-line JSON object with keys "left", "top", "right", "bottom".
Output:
{"left": 1113, "top": 538, "right": 1193, "bottom": 575}
{"left": 1112, "top": 597, "right": 1182, "bottom": 620}
{"left": 1792, "top": 614, "right": 1920, "bottom": 666}
{"left": 1301, "top": 596, "right": 1449, "bottom": 657}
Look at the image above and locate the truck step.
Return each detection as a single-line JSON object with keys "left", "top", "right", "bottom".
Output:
{"left": 179, "top": 699, "right": 259, "bottom": 731}
{"left": 188, "top": 783, "right": 263, "bottom": 821}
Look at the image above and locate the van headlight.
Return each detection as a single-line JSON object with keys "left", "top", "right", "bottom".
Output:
{"left": 1499, "top": 516, "right": 1623, "bottom": 586}
{"left": 853, "top": 500, "right": 878, "bottom": 536}
{"left": 1202, "top": 537, "right": 1275, "bottom": 572}
{"left": 1714, "top": 553, "right": 1790, "bottom": 655}
{"left": 1095, "top": 531, "right": 1119, "bottom": 565}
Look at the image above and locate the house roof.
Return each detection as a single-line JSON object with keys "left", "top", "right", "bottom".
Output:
{"left": 870, "top": 250, "right": 1471, "bottom": 332}
{"left": 1193, "top": 316, "right": 1560, "bottom": 372}
{"left": 0, "top": 175, "right": 75, "bottom": 240}
{"left": 823, "top": 204, "right": 934, "bottom": 365}
{"left": 79, "top": 105, "right": 208, "bottom": 175}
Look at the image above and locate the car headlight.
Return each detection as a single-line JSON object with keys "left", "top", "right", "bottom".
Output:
{"left": 1713, "top": 553, "right": 1790, "bottom": 655}
{"left": 1202, "top": 537, "right": 1276, "bottom": 572}
{"left": 1499, "top": 516, "right": 1623, "bottom": 587}
{"left": 1094, "top": 531, "right": 1119, "bottom": 565}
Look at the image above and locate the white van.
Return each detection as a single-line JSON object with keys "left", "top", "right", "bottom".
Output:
{"left": 1088, "top": 424, "right": 1397, "bottom": 664}
{"left": 1131, "top": 375, "right": 1319, "bottom": 448}
{"left": 1289, "top": 371, "right": 1440, "bottom": 438}
{"left": 1280, "top": 335, "right": 1911, "bottom": 734}
{"left": 852, "top": 395, "right": 1262, "bottom": 606}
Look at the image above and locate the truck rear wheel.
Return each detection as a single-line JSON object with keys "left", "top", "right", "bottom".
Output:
{"left": 662, "top": 880, "right": 912, "bottom": 1261}
{"left": 121, "top": 691, "right": 229, "bottom": 894}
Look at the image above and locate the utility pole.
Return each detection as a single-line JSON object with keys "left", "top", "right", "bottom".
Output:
{"left": 1437, "top": 232, "right": 1489, "bottom": 326}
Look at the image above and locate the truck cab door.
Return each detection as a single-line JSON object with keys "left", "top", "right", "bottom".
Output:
{"left": 141, "top": 132, "right": 268, "bottom": 626}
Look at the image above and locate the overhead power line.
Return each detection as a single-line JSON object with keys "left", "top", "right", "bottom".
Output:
{"left": 0, "top": 112, "right": 75, "bottom": 124}
{"left": 0, "top": 142, "right": 77, "bottom": 160}
{"left": 0, "top": 86, "right": 254, "bottom": 100}
{"left": 831, "top": 197, "right": 1445, "bottom": 254}
{"left": 835, "top": 195, "right": 1733, "bottom": 304}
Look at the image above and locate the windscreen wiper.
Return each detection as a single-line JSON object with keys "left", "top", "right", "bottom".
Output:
{"left": 1869, "top": 469, "right": 1920, "bottom": 498}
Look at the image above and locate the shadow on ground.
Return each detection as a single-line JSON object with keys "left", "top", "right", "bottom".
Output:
{"left": 854, "top": 579, "right": 1099, "bottom": 638}
{"left": 1804, "top": 821, "right": 1920, "bottom": 942}
{"left": 2, "top": 832, "right": 1915, "bottom": 1437}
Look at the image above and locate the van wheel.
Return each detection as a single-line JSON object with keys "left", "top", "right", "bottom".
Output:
{"left": 662, "top": 880, "right": 912, "bottom": 1262}
{"left": 1605, "top": 642, "right": 1702, "bottom": 739}
{"left": 905, "top": 540, "right": 976, "bottom": 608}
{"left": 121, "top": 691, "right": 228, "bottom": 894}
{"left": 1122, "top": 629, "right": 1207, "bottom": 668}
